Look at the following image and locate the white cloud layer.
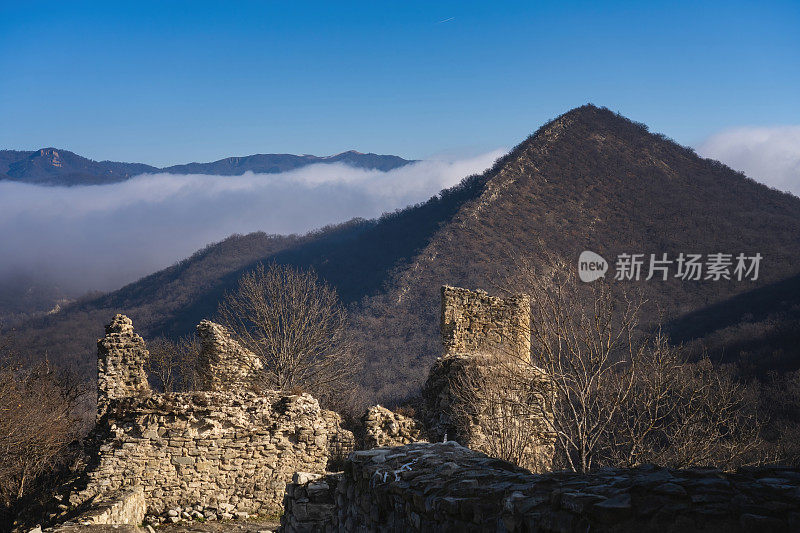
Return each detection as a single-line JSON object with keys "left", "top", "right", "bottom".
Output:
{"left": 697, "top": 126, "right": 800, "bottom": 196}
{"left": 0, "top": 150, "right": 505, "bottom": 294}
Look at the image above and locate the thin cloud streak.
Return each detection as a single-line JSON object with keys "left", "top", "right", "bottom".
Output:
{"left": 0, "top": 150, "right": 506, "bottom": 294}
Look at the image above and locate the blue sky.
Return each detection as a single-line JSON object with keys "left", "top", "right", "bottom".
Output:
{"left": 1, "top": 0, "right": 798, "bottom": 166}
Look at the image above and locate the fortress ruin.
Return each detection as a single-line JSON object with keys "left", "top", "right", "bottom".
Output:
{"left": 40, "top": 285, "right": 800, "bottom": 532}
{"left": 55, "top": 315, "right": 353, "bottom": 526}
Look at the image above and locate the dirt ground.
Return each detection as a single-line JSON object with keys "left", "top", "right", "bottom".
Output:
{"left": 154, "top": 519, "right": 279, "bottom": 533}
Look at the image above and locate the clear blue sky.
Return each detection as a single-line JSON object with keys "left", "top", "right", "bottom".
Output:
{"left": 1, "top": 0, "right": 798, "bottom": 166}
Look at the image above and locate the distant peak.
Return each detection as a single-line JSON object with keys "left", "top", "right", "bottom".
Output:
{"left": 328, "top": 150, "right": 366, "bottom": 158}
{"left": 557, "top": 103, "right": 634, "bottom": 126}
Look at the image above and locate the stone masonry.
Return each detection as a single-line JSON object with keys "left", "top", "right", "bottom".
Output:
{"left": 196, "top": 319, "right": 264, "bottom": 392}
{"left": 280, "top": 472, "right": 341, "bottom": 533}
{"left": 423, "top": 286, "right": 555, "bottom": 473}
{"left": 362, "top": 405, "right": 426, "bottom": 449}
{"left": 440, "top": 285, "right": 531, "bottom": 361}
{"left": 422, "top": 353, "right": 555, "bottom": 473}
{"left": 61, "top": 315, "right": 354, "bottom": 523}
{"left": 54, "top": 487, "right": 146, "bottom": 529}
{"left": 280, "top": 442, "right": 800, "bottom": 532}
{"left": 96, "top": 314, "right": 151, "bottom": 419}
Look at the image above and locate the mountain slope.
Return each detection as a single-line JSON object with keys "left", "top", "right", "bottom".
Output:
{"left": 9, "top": 173, "right": 486, "bottom": 377}
{"left": 355, "top": 105, "right": 800, "bottom": 400}
{"left": 0, "top": 149, "right": 413, "bottom": 186}
{"left": 9, "top": 105, "right": 800, "bottom": 404}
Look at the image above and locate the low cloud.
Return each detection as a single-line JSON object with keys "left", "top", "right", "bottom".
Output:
{"left": 0, "top": 150, "right": 505, "bottom": 295}
{"left": 697, "top": 126, "right": 800, "bottom": 196}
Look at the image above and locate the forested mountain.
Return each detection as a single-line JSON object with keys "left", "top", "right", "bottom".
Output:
{"left": 0, "top": 149, "right": 411, "bottom": 186}
{"left": 9, "top": 105, "right": 800, "bottom": 404}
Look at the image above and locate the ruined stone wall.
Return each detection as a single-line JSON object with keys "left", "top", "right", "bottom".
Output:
{"left": 59, "top": 487, "right": 146, "bottom": 528}
{"left": 74, "top": 391, "right": 334, "bottom": 516}
{"left": 280, "top": 472, "right": 340, "bottom": 533}
{"left": 96, "top": 314, "right": 150, "bottom": 418}
{"left": 361, "top": 405, "right": 426, "bottom": 449}
{"left": 67, "top": 315, "right": 354, "bottom": 521}
{"left": 440, "top": 285, "right": 531, "bottom": 360}
{"left": 321, "top": 410, "right": 356, "bottom": 468}
{"left": 281, "top": 442, "right": 800, "bottom": 532}
{"left": 196, "top": 319, "right": 264, "bottom": 392}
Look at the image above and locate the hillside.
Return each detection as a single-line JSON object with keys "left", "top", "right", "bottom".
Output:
{"left": 8, "top": 174, "right": 485, "bottom": 377}
{"left": 354, "top": 105, "right": 800, "bottom": 400}
{"left": 0, "top": 149, "right": 412, "bottom": 186}
{"left": 9, "top": 105, "right": 800, "bottom": 404}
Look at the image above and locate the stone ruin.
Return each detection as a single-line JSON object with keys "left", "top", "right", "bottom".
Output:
{"left": 53, "top": 314, "right": 354, "bottom": 527}
{"left": 277, "top": 285, "right": 799, "bottom": 531}
{"left": 96, "top": 315, "right": 150, "bottom": 419}
{"left": 281, "top": 442, "right": 800, "bottom": 532}
{"left": 361, "top": 405, "right": 425, "bottom": 449}
{"left": 440, "top": 285, "right": 532, "bottom": 361}
{"left": 422, "top": 285, "right": 556, "bottom": 473}
{"left": 195, "top": 319, "right": 264, "bottom": 392}
{"left": 38, "top": 286, "right": 800, "bottom": 531}
{"left": 355, "top": 285, "right": 556, "bottom": 472}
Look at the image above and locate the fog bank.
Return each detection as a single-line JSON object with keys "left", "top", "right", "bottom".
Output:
{"left": 0, "top": 150, "right": 506, "bottom": 294}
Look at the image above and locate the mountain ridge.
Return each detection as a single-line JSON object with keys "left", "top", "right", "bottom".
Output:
{"left": 0, "top": 148, "right": 413, "bottom": 186}
{"left": 7, "top": 104, "right": 800, "bottom": 404}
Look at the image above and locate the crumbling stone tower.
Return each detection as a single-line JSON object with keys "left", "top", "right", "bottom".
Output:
{"left": 440, "top": 285, "right": 531, "bottom": 361}
{"left": 423, "top": 286, "right": 555, "bottom": 473}
{"left": 97, "top": 314, "right": 151, "bottom": 419}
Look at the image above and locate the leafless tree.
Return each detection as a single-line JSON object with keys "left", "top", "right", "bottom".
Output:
{"left": 0, "top": 342, "right": 87, "bottom": 511}
{"left": 468, "top": 253, "right": 771, "bottom": 472}
{"left": 607, "top": 334, "right": 764, "bottom": 469}
{"left": 503, "top": 254, "right": 645, "bottom": 472}
{"left": 146, "top": 335, "right": 200, "bottom": 392}
{"left": 218, "top": 263, "right": 360, "bottom": 407}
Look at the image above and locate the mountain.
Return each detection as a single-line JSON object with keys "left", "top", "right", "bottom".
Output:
{"left": 160, "top": 151, "right": 411, "bottom": 175}
{"left": 8, "top": 105, "right": 800, "bottom": 404}
{"left": 0, "top": 149, "right": 413, "bottom": 186}
{"left": 0, "top": 148, "right": 158, "bottom": 185}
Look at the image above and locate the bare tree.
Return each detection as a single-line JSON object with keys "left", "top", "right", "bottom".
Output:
{"left": 218, "top": 263, "right": 359, "bottom": 406}
{"left": 0, "top": 344, "right": 87, "bottom": 512}
{"left": 607, "top": 334, "right": 764, "bottom": 469}
{"left": 475, "top": 253, "right": 770, "bottom": 472}
{"left": 503, "top": 255, "right": 644, "bottom": 472}
{"left": 146, "top": 335, "right": 200, "bottom": 392}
